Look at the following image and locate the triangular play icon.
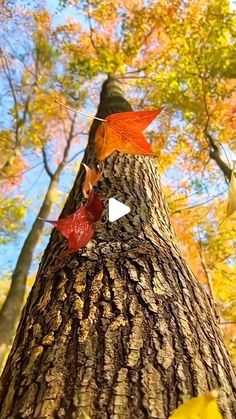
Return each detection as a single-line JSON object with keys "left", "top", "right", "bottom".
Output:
{"left": 108, "top": 198, "right": 130, "bottom": 222}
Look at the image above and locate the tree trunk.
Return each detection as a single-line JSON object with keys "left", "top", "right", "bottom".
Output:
{"left": 0, "top": 76, "right": 235, "bottom": 419}
{"left": 0, "top": 175, "right": 59, "bottom": 368}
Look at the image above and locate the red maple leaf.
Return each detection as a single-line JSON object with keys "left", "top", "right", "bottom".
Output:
{"left": 43, "top": 190, "right": 103, "bottom": 252}
{"left": 95, "top": 109, "right": 162, "bottom": 160}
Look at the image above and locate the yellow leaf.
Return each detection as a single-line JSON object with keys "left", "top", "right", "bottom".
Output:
{"left": 169, "top": 390, "right": 223, "bottom": 419}
{"left": 79, "top": 410, "right": 91, "bottom": 419}
{"left": 227, "top": 161, "right": 236, "bottom": 217}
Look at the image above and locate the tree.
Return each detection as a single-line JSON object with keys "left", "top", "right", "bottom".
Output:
{"left": 0, "top": 76, "right": 235, "bottom": 418}
{"left": 0, "top": 114, "right": 78, "bottom": 368}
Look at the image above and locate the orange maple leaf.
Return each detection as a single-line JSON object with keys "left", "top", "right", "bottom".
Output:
{"left": 95, "top": 109, "right": 162, "bottom": 160}
{"left": 82, "top": 163, "right": 103, "bottom": 198}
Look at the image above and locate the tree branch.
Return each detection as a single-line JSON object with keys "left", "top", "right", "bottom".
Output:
{"left": 42, "top": 147, "right": 53, "bottom": 179}
{"left": 199, "top": 78, "right": 232, "bottom": 182}
{"left": 171, "top": 189, "right": 228, "bottom": 215}
{"left": 205, "top": 132, "right": 232, "bottom": 182}
{"left": 0, "top": 52, "right": 20, "bottom": 148}
{"left": 66, "top": 148, "right": 85, "bottom": 164}
{"left": 54, "top": 114, "right": 77, "bottom": 179}
{"left": 87, "top": 0, "right": 99, "bottom": 52}
{"left": 63, "top": 114, "right": 77, "bottom": 163}
{"left": 196, "top": 226, "right": 215, "bottom": 303}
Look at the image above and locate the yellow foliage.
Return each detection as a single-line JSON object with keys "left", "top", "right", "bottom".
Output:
{"left": 33, "top": 10, "right": 51, "bottom": 32}
{"left": 0, "top": 197, "right": 27, "bottom": 244}
{"left": 169, "top": 390, "right": 222, "bottom": 419}
{"left": 172, "top": 214, "right": 207, "bottom": 284}
{"left": 78, "top": 410, "right": 91, "bottom": 419}
{"left": 212, "top": 264, "right": 236, "bottom": 303}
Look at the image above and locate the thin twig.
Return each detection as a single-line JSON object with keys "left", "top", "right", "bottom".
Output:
{"left": 0, "top": 161, "right": 44, "bottom": 179}
{"left": 67, "top": 149, "right": 85, "bottom": 165}
{"left": 63, "top": 114, "right": 77, "bottom": 163}
{"left": 171, "top": 189, "right": 227, "bottom": 214}
{"left": 55, "top": 114, "right": 78, "bottom": 175}
{"left": 87, "top": 0, "right": 99, "bottom": 52}
{"left": 201, "top": 82, "right": 232, "bottom": 182}
{"left": 24, "top": 166, "right": 45, "bottom": 198}
{"left": 0, "top": 53, "right": 20, "bottom": 147}
{"left": 197, "top": 226, "right": 215, "bottom": 302}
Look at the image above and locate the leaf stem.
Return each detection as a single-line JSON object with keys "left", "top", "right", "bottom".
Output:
{"left": 54, "top": 100, "right": 106, "bottom": 122}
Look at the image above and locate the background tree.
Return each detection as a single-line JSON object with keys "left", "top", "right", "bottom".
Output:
{"left": 0, "top": 8, "right": 87, "bottom": 367}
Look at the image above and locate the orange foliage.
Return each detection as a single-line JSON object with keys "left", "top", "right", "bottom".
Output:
{"left": 172, "top": 216, "right": 207, "bottom": 284}
{"left": 0, "top": 154, "right": 28, "bottom": 195}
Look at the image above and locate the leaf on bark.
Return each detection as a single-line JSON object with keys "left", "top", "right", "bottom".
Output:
{"left": 95, "top": 109, "right": 162, "bottom": 160}
{"left": 82, "top": 163, "right": 103, "bottom": 198}
{"left": 42, "top": 190, "right": 103, "bottom": 252}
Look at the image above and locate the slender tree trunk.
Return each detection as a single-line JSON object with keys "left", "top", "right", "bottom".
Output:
{"left": 0, "top": 111, "right": 75, "bottom": 368}
{"left": 0, "top": 175, "right": 59, "bottom": 367}
{"left": 0, "top": 76, "right": 235, "bottom": 419}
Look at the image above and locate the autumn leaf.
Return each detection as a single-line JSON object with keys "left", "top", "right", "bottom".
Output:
{"left": 82, "top": 163, "right": 103, "bottom": 198}
{"left": 227, "top": 162, "right": 236, "bottom": 217}
{"left": 95, "top": 109, "right": 162, "bottom": 160}
{"left": 169, "top": 390, "right": 223, "bottom": 419}
{"left": 85, "top": 188, "right": 103, "bottom": 222}
{"left": 42, "top": 190, "right": 103, "bottom": 251}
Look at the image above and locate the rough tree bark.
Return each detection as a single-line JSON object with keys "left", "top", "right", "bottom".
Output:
{"left": 0, "top": 76, "right": 235, "bottom": 419}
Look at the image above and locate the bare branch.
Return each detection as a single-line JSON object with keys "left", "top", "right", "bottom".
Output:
{"left": 63, "top": 114, "right": 77, "bottom": 162}
{"left": 87, "top": 0, "right": 99, "bottom": 52}
{"left": 42, "top": 147, "right": 53, "bottom": 179}
{"left": 73, "top": 130, "right": 88, "bottom": 137}
{"left": 0, "top": 52, "right": 20, "bottom": 147}
{"left": 200, "top": 78, "right": 232, "bottom": 182}
{"left": 66, "top": 148, "right": 85, "bottom": 165}
{"left": 171, "top": 189, "right": 228, "bottom": 215}
{"left": 0, "top": 161, "right": 44, "bottom": 179}
{"left": 1, "top": 34, "right": 37, "bottom": 79}
{"left": 54, "top": 114, "right": 78, "bottom": 177}
{"left": 197, "top": 226, "right": 215, "bottom": 302}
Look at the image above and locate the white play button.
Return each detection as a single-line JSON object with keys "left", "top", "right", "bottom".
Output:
{"left": 108, "top": 198, "right": 130, "bottom": 222}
